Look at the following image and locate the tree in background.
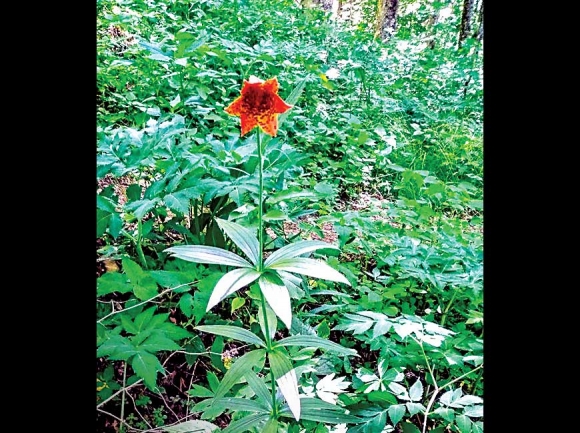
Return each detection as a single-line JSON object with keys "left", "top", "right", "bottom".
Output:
{"left": 376, "top": 0, "right": 399, "bottom": 40}
{"left": 459, "top": 0, "right": 483, "bottom": 47}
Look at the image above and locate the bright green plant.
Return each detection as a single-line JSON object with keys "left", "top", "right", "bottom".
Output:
{"left": 161, "top": 76, "right": 362, "bottom": 431}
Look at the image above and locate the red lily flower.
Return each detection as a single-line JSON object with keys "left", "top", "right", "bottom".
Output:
{"left": 224, "top": 76, "right": 292, "bottom": 137}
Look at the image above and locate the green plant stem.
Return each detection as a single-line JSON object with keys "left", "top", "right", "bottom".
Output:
{"left": 136, "top": 219, "right": 148, "bottom": 269}
{"left": 120, "top": 362, "right": 127, "bottom": 433}
{"left": 418, "top": 335, "right": 483, "bottom": 433}
{"left": 256, "top": 128, "right": 278, "bottom": 416}
{"left": 257, "top": 130, "right": 264, "bottom": 271}
{"left": 440, "top": 288, "right": 459, "bottom": 326}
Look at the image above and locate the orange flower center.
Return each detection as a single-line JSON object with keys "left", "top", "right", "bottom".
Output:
{"left": 241, "top": 87, "right": 275, "bottom": 115}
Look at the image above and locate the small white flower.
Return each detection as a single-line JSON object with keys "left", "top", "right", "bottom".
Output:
{"left": 325, "top": 68, "right": 340, "bottom": 80}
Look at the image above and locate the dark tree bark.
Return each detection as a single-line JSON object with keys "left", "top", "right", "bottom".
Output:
{"left": 473, "top": 0, "right": 483, "bottom": 41}
{"left": 427, "top": 10, "right": 440, "bottom": 49}
{"left": 376, "top": 0, "right": 399, "bottom": 41}
{"left": 459, "top": 0, "right": 475, "bottom": 48}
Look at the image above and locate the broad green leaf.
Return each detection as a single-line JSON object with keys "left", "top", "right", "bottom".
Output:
{"left": 149, "top": 270, "right": 194, "bottom": 289}
{"left": 267, "top": 257, "right": 350, "bottom": 285}
{"left": 401, "top": 422, "right": 421, "bottom": 433}
{"left": 133, "top": 307, "right": 156, "bottom": 333}
{"left": 389, "top": 382, "right": 410, "bottom": 400}
{"left": 97, "top": 272, "right": 132, "bottom": 296}
{"left": 405, "top": 402, "right": 425, "bottom": 416}
{"left": 165, "top": 245, "right": 252, "bottom": 268}
{"left": 456, "top": 414, "right": 472, "bottom": 433}
{"left": 366, "top": 410, "right": 388, "bottom": 431}
{"left": 178, "top": 293, "right": 194, "bottom": 318}
{"left": 472, "top": 422, "right": 483, "bottom": 433}
{"left": 133, "top": 281, "right": 159, "bottom": 301}
{"left": 125, "top": 198, "right": 159, "bottom": 220}
{"left": 269, "top": 349, "right": 300, "bottom": 420}
{"left": 214, "top": 349, "right": 266, "bottom": 399}
{"left": 156, "top": 321, "right": 193, "bottom": 340}
{"left": 163, "top": 192, "right": 190, "bottom": 215}
{"left": 367, "top": 391, "right": 398, "bottom": 405}
{"left": 463, "top": 405, "right": 483, "bottom": 418}
{"left": 195, "top": 325, "right": 266, "bottom": 347}
{"left": 216, "top": 218, "right": 260, "bottom": 266}
{"left": 258, "top": 273, "right": 292, "bottom": 329}
{"left": 122, "top": 258, "right": 147, "bottom": 282}
{"left": 207, "top": 268, "right": 262, "bottom": 311}
{"left": 388, "top": 404, "right": 406, "bottom": 425}
{"left": 230, "top": 297, "right": 245, "bottom": 314}
{"left": 275, "top": 335, "right": 358, "bottom": 357}
{"left": 264, "top": 240, "right": 340, "bottom": 267}
{"left": 97, "top": 209, "right": 111, "bottom": 238}
{"left": 162, "top": 420, "right": 219, "bottom": 432}
{"left": 221, "top": 413, "right": 270, "bottom": 433}
{"left": 210, "top": 397, "right": 270, "bottom": 414}
{"left": 131, "top": 351, "right": 165, "bottom": 390}
{"left": 433, "top": 407, "right": 455, "bottom": 422}
{"left": 244, "top": 371, "right": 272, "bottom": 410}
{"left": 97, "top": 336, "right": 137, "bottom": 360}
{"left": 334, "top": 314, "right": 374, "bottom": 334}
{"left": 194, "top": 273, "right": 221, "bottom": 325}
{"left": 97, "top": 195, "right": 117, "bottom": 213}
{"left": 188, "top": 385, "right": 214, "bottom": 398}
{"left": 138, "top": 334, "right": 181, "bottom": 353}
{"left": 456, "top": 395, "right": 483, "bottom": 406}
{"left": 109, "top": 213, "right": 122, "bottom": 238}
{"left": 120, "top": 314, "right": 138, "bottom": 335}
{"left": 263, "top": 209, "right": 287, "bottom": 221}
{"left": 409, "top": 379, "right": 423, "bottom": 401}
{"left": 280, "top": 397, "right": 361, "bottom": 424}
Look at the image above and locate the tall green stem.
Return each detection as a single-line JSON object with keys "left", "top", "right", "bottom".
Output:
{"left": 440, "top": 288, "right": 459, "bottom": 326}
{"left": 257, "top": 130, "right": 264, "bottom": 272}
{"left": 256, "top": 129, "right": 278, "bottom": 415}
{"left": 136, "top": 219, "right": 148, "bottom": 269}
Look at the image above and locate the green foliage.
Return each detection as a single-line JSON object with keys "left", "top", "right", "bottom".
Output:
{"left": 97, "top": 0, "right": 483, "bottom": 431}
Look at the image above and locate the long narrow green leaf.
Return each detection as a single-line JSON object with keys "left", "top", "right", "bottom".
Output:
{"left": 207, "top": 268, "right": 262, "bottom": 311}
{"left": 244, "top": 371, "right": 273, "bottom": 410}
{"left": 267, "top": 257, "right": 350, "bottom": 285}
{"left": 268, "top": 349, "right": 300, "bottom": 420}
{"left": 277, "top": 78, "right": 306, "bottom": 127}
{"left": 210, "top": 397, "right": 270, "bottom": 414}
{"left": 216, "top": 218, "right": 260, "bottom": 266}
{"left": 274, "top": 335, "right": 358, "bottom": 357}
{"left": 221, "top": 413, "right": 270, "bottom": 433}
{"left": 214, "top": 349, "right": 266, "bottom": 399}
{"left": 258, "top": 273, "right": 292, "bottom": 329}
{"left": 161, "top": 420, "right": 219, "bottom": 432}
{"left": 195, "top": 325, "right": 266, "bottom": 348}
{"left": 264, "top": 240, "right": 340, "bottom": 267}
{"left": 280, "top": 397, "right": 361, "bottom": 424}
{"left": 165, "top": 245, "right": 252, "bottom": 268}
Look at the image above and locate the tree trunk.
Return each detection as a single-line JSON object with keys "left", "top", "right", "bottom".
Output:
{"left": 458, "top": 0, "right": 475, "bottom": 48}
{"left": 376, "top": 0, "right": 399, "bottom": 41}
{"left": 427, "top": 10, "right": 440, "bottom": 49}
{"left": 473, "top": 0, "right": 483, "bottom": 41}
